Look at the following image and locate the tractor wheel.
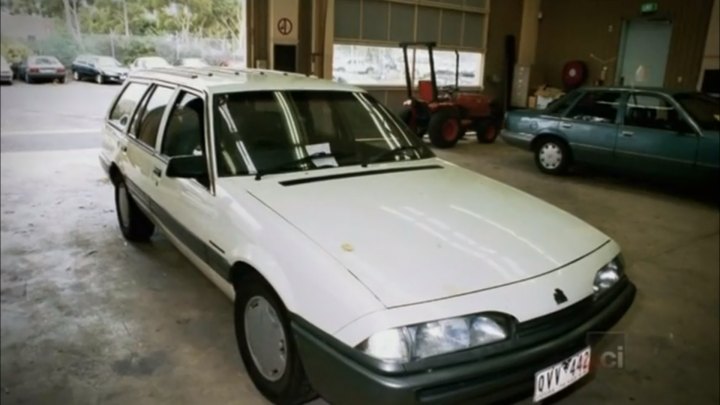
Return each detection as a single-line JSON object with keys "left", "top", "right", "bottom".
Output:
{"left": 475, "top": 119, "right": 500, "bottom": 144}
{"left": 399, "top": 107, "right": 426, "bottom": 138}
{"left": 428, "top": 109, "right": 461, "bottom": 148}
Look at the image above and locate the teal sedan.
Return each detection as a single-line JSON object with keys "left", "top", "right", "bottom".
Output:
{"left": 501, "top": 87, "right": 719, "bottom": 183}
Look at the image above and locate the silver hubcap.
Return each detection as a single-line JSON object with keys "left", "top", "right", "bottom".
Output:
{"left": 118, "top": 184, "right": 130, "bottom": 229}
{"left": 73, "top": 71, "right": 79, "bottom": 80}
{"left": 96, "top": 75, "right": 101, "bottom": 84}
{"left": 539, "top": 143, "right": 563, "bottom": 169}
{"left": 244, "top": 296, "right": 287, "bottom": 382}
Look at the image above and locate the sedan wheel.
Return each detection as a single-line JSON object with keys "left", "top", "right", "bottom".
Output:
{"left": 72, "top": 71, "right": 80, "bottom": 81}
{"left": 95, "top": 74, "right": 103, "bottom": 84}
{"left": 535, "top": 139, "right": 570, "bottom": 174}
{"left": 234, "top": 275, "right": 316, "bottom": 404}
{"left": 244, "top": 296, "right": 288, "bottom": 382}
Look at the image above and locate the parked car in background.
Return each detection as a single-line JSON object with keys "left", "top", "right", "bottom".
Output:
{"left": 502, "top": 87, "right": 720, "bottom": 184}
{"left": 100, "top": 68, "right": 635, "bottom": 405}
{"left": 15, "top": 55, "right": 67, "bottom": 84}
{"left": 1, "top": 56, "right": 12, "bottom": 84}
{"left": 178, "top": 57, "right": 208, "bottom": 68}
{"left": 71, "top": 55, "right": 129, "bottom": 84}
{"left": 130, "top": 56, "right": 171, "bottom": 71}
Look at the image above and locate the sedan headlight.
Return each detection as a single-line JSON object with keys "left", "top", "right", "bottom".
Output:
{"left": 593, "top": 256, "right": 624, "bottom": 294}
{"left": 357, "top": 314, "right": 510, "bottom": 363}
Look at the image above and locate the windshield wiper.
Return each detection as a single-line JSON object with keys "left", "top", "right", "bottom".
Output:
{"left": 362, "top": 145, "right": 423, "bottom": 167}
{"left": 255, "top": 152, "right": 338, "bottom": 180}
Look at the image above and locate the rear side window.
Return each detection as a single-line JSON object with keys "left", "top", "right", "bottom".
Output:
{"left": 109, "top": 82, "right": 149, "bottom": 130}
{"left": 133, "top": 85, "right": 175, "bottom": 147}
{"left": 162, "top": 91, "right": 205, "bottom": 157}
{"left": 566, "top": 91, "right": 622, "bottom": 123}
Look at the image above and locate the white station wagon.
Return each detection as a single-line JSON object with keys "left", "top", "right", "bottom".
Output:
{"left": 99, "top": 67, "right": 636, "bottom": 404}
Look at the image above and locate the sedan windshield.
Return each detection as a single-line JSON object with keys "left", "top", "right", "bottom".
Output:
{"left": 213, "top": 91, "right": 433, "bottom": 177}
{"left": 143, "top": 57, "right": 169, "bottom": 67}
{"left": 673, "top": 93, "right": 720, "bottom": 131}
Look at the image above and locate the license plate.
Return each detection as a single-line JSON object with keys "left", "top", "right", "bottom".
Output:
{"left": 533, "top": 347, "right": 591, "bottom": 402}
{"left": 41, "top": 68, "right": 55, "bottom": 73}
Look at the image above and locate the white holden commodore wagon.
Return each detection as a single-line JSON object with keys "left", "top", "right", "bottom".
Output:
{"left": 99, "top": 67, "right": 636, "bottom": 405}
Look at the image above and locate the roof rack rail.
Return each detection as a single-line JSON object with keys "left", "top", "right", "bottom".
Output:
{"left": 148, "top": 67, "right": 199, "bottom": 79}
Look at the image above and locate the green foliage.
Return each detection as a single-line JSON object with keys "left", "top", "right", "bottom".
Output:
{"left": 33, "top": 29, "right": 80, "bottom": 66}
{"left": 119, "top": 39, "right": 156, "bottom": 64}
{"left": 0, "top": 41, "right": 32, "bottom": 63}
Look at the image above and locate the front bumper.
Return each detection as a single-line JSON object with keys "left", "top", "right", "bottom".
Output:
{"left": 292, "top": 279, "right": 636, "bottom": 405}
{"left": 500, "top": 129, "right": 534, "bottom": 150}
{"left": 1, "top": 71, "right": 12, "bottom": 82}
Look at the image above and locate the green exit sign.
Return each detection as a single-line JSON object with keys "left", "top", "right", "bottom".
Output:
{"left": 641, "top": 2, "right": 658, "bottom": 13}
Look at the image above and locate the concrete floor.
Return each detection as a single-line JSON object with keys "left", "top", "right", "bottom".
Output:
{"left": 1, "top": 82, "right": 719, "bottom": 404}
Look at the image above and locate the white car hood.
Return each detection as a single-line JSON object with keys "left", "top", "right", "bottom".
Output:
{"left": 242, "top": 161, "right": 609, "bottom": 308}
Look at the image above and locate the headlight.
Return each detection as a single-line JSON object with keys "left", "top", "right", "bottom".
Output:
{"left": 357, "top": 314, "right": 509, "bottom": 363}
{"left": 593, "top": 256, "right": 624, "bottom": 294}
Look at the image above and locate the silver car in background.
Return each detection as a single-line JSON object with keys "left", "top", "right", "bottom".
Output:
{"left": 1, "top": 56, "right": 12, "bottom": 84}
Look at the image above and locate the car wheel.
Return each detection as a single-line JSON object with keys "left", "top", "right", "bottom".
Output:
{"left": 24, "top": 73, "right": 32, "bottom": 84}
{"left": 234, "top": 274, "right": 316, "bottom": 404}
{"left": 95, "top": 74, "right": 104, "bottom": 84}
{"left": 59, "top": 76, "right": 66, "bottom": 84}
{"left": 72, "top": 71, "right": 80, "bottom": 81}
{"left": 428, "top": 109, "right": 461, "bottom": 148}
{"left": 115, "top": 178, "right": 155, "bottom": 241}
{"left": 534, "top": 138, "right": 571, "bottom": 174}
{"left": 475, "top": 119, "right": 499, "bottom": 144}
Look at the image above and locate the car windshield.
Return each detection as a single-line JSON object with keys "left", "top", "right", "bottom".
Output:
{"left": 213, "top": 90, "right": 434, "bottom": 177}
{"left": 673, "top": 93, "right": 720, "bottom": 131}
{"left": 97, "top": 57, "right": 122, "bottom": 67}
{"left": 31, "top": 56, "right": 59, "bottom": 65}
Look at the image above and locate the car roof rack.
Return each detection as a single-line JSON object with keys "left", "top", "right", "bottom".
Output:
{"left": 148, "top": 67, "right": 199, "bottom": 79}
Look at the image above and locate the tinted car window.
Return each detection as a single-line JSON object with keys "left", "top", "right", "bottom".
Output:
{"left": 162, "top": 92, "right": 205, "bottom": 158}
{"left": 213, "top": 91, "right": 433, "bottom": 177}
{"left": 625, "top": 93, "right": 687, "bottom": 132}
{"left": 134, "top": 85, "right": 175, "bottom": 147}
{"left": 674, "top": 93, "right": 720, "bottom": 131}
{"left": 109, "top": 82, "right": 150, "bottom": 130}
{"left": 546, "top": 90, "right": 582, "bottom": 114}
{"left": 566, "top": 91, "right": 621, "bottom": 123}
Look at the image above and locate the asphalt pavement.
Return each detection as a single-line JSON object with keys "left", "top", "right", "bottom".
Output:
{"left": 1, "top": 80, "right": 121, "bottom": 152}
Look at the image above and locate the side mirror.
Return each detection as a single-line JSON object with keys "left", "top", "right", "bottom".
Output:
{"left": 166, "top": 155, "right": 207, "bottom": 178}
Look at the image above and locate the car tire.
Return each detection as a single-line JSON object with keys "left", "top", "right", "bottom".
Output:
{"left": 59, "top": 76, "right": 66, "bottom": 84}
{"left": 95, "top": 74, "right": 104, "bottom": 84}
{"left": 115, "top": 178, "right": 155, "bottom": 241}
{"left": 72, "top": 71, "right": 80, "bottom": 81}
{"left": 234, "top": 274, "right": 316, "bottom": 405}
{"left": 428, "top": 109, "right": 461, "bottom": 148}
{"left": 475, "top": 119, "right": 499, "bottom": 144}
{"left": 24, "top": 73, "right": 32, "bottom": 84}
{"left": 534, "top": 138, "right": 571, "bottom": 175}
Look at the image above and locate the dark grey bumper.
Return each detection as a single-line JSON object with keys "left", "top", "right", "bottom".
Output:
{"left": 292, "top": 280, "right": 636, "bottom": 405}
{"left": 501, "top": 129, "right": 535, "bottom": 150}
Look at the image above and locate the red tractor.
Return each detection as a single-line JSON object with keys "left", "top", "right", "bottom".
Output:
{"left": 398, "top": 41, "right": 500, "bottom": 148}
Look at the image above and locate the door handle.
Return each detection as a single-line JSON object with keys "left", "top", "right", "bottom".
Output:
{"left": 622, "top": 131, "right": 634, "bottom": 137}
{"left": 153, "top": 167, "right": 162, "bottom": 177}
{"left": 561, "top": 122, "right": 573, "bottom": 129}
